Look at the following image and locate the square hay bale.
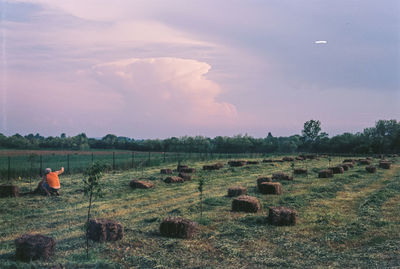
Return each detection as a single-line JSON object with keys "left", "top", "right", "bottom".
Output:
{"left": 257, "top": 176, "right": 272, "bottom": 187}
{"left": 343, "top": 159, "right": 355, "bottom": 164}
{"left": 164, "top": 176, "right": 185, "bottom": 183}
{"left": 359, "top": 159, "right": 371, "bottom": 165}
{"left": 232, "top": 195, "right": 261, "bottom": 213}
{"left": 318, "top": 169, "right": 333, "bottom": 178}
{"left": 329, "top": 166, "right": 344, "bottom": 174}
{"left": 160, "top": 169, "right": 173, "bottom": 174}
{"left": 295, "top": 156, "right": 305, "bottom": 161}
{"left": 246, "top": 161, "right": 259, "bottom": 165}
{"left": 178, "top": 172, "right": 192, "bottom": 181}
{"left": 227, "top": 186, "right": 247, "bottom": 197}
{"left": 177, "top": 165, "right": 189, "bottom": 172}
{"left": 379, "top": 161, "right": 391, "bottom": 169}
{"left": 88, "top": 219, "right": 123, "bottom": 242}
{"left": 282, "top": 157, "right": 294, "bottom": 162}
{"left": 338, "top": 164, "right": 349, "bottom": 171}
{"left": 15, "top": 234, "right": 55, "bottom": 262}
{"left": 259, "top": 182, "right": 282, "bottom": 195}
{"left": 130, "top": 180, "right": 154, "bottom": 189}
{"left": 0, "top": 185, "right": 19, "bottom": 198}
{"left": 228, "top": 160, "right": 247, "bottom": 167}
{"left": 272, "top": 172, "right": 293, "bottom": 181}
{"left": 268, "top": 206, "right": 297, "bottom": 226}
{"left": 180, "top": 167, "right": 196, "bottom": 173}
{"left": 262, "top": 159, "right": 274, "bottom": 163}
{"left": 203, "top": 163, "right": 223, "bottom": 170}
{"left": 160, "top": 217, "right": 198, "bottom": 239}
{"left": 365, "top": 165, "right": 377, "bottom": 173}
{"left": 293, "top": 168, "right": 308, "bottom": 175}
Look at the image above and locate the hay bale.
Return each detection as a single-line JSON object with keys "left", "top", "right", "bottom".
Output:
{"left": 15, "top": 234, "right": 55, "bottom": 262}
{"left": 178, "top": 173, "right": 192, "bottom": 181}
{"left": 268, "top": 206, "right": 297, "bottom": 226}
{"left": 359, "top": 159, "right": 371, "bottom": 165}
{"left": 246, "top": 161, "right": 259, "bottom": 165}
{"left": 272, "top": 172, "right": 293, "bottom": 181}
{"left": 231, "top": 195, "right": 261, "bottom": 213}
{"left": 343, "top": 162, "right": 354, "bottom": 168}
{"left": 257, "top": 176, "right": 272, "bottom": 187}
{"left": 227, "top": 186, "right": 247, "bottom": 197}
{"left": 329, "top": 166, "right": 344, "bottom": 174}
{"left": 273, "top": 159, "right": 284, "bottom": 163}
{"left": 295, "top": 156, "right": 305, "bottom": 161}
{"left": 365, "top": 165, "right": 377, "bottom": 173}
{"left": 159, "top": 217, "right": 198, "bottom": 239}
{"left": 228, "top": 160, "right": 247, "bottom": 167}
{"left": 130, "top": 180, "right": 154, "bottom": 189}
{"left": 379, "top": 161, "right": 391, "bottom": 169}
{"left": 262, "top": 159, "right": 273, "bottom": 163}
{"left": 164, "top": 176, "right": 185, "bottom": 183}
{"left": 338, "top": 164, "right": 349, "bottom": 171}
{"left": 177, "top": 165, "right": 189, "bottom": 172}
{"left": 88, "top": 219, "right": 123, "bottom": 242}
{"left": 180, "top": 167, "right": 196, "bottom": 173}
{"left": 160, "top": 169, "right": 173, "bottom": 174}
{"left": 203, "top": 162, "right": 224, "bottom": 170}
{"left": 293, "top": 168, "right": 308, "bottom": 175}
{"left": 282, "top": 157, "right": 294, "bottom": 162}
{"left": 0, "top": 185, "right": 19, "bottom": 198}
{"left": 259, "top": 182, "right": 282, "bottom": 195}
{"left": 318, "top": 169, "right": 333, "bottom": 178}
{"left": 343, "top": 159, "right": 355, "bottom": 164}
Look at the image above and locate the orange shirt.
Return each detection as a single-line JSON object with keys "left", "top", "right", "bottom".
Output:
{"left": 46, "top": 169, "right": 63, "bottom": 189}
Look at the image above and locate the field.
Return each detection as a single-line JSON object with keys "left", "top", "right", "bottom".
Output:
{"left": 0, "top": 156, "right": 399, "bottom": 268}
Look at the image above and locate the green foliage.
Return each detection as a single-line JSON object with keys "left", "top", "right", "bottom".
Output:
{"left": 83, "top": 162, "right": 108, "bottom": 199}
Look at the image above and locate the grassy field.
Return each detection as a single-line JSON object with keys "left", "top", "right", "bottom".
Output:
{"left": 0, "top": 156, "right": 399, "bottom": 268}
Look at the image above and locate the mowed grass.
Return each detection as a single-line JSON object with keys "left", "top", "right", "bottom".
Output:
{"left": 0, "top": 156, "right": 399, "bottom": 268}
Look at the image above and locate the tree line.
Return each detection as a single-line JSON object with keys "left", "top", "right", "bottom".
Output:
{"left": 0, "top": 120, "right": 399, "bottom": 154}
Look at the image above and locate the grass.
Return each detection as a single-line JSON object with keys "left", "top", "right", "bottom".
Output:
{"left": 0, "top": 156, "right": 399, "bottom": 268}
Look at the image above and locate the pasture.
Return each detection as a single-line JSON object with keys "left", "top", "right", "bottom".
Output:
{"left": 0, "top": 156, "right": 399, "bottom": 268}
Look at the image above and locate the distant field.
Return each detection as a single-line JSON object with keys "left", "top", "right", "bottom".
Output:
{"left": 0, "top": 156, "right": 399, "bottom": 268}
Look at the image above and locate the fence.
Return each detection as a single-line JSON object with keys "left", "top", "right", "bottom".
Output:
{"left": 0, "top": 151, "right": 269, "bottom": 182}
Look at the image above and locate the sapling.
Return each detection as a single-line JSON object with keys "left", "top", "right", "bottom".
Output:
{"left": 198, "top": 177, "right": 204, "bottom": 220}
{"left": 291, "top": 162, "right": 295, "bottom": 178}
{"left": 83, "top": 162, "right": 107, "bottom": 259}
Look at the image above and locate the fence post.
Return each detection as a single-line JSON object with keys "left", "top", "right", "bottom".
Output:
{"left": 148, "top": 152, "right": 151, "bottom": 164}
{"left": 67, "top": 154, "right": 70, "bottom": 174}
{"left": 131, "top": 151, "right": 134, "bottom": 169}
{"left": 91, "top": 152, "right": 94, "bottom": 163}
{"left": 7, "top": 156, "right": 10, "bottom": 183}
{"left": 39, "top": 155, "right": 43, "bottom": 176}
{"left": 113, "top": 152, "right": 115, "bottom": 170}
{"left": 163, "top": 152, "right": 166, "bottom": 162}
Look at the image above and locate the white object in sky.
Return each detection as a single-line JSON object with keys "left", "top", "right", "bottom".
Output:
{"left": 314, "top": 40, "right": 328, "bottom": 44}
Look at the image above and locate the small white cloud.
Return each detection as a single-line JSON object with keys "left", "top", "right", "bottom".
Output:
{"left": 314, "top": 40, "right": 328, "bottom": 44}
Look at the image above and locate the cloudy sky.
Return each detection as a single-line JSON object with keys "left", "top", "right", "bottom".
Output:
{"left": 1, "top": 0, "right": 399, "bottom": 138}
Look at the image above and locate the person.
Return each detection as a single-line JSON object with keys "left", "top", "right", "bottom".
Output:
{"left": 41, "top": 167, "right": 64, "bottom": 196}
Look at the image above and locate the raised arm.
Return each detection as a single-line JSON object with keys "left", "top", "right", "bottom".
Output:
{"left": 56, "top": 167, "right": 65, "bottom": 175}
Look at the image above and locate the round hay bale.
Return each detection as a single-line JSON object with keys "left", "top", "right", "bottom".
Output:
{"left": 178, "top": 172, "right": 192, "bottom": 181}
{"left": 231, "top": 195, "right": 261, "bottom": 213}
{"left": 293, "top": 168, "right": 308, "bottom": 175}
{"left": 282, "top": 157, "right": 294, "bottom": 162}
{"left": 262, "top": 159, "right": 274, "bottom": 163}
{"left": 203, "top": 163, "right": 223, "bottom": 170}
{"left": 359, "top": 159, "right": 371, "bottom": 165}
{"left": 268, "top": 206, "right": 297, "bottom": 226}
{"left": 15, "top": 234, "right": 55, "bottom": 262}
{"left": 180, "top": 167, "right": 196, "bottom": 173}
{"left": 259, "top": 182, "right": 282, "bottom": 195}
{"left": 228, "top": 160, "right": 247, "bottom": 167}
{"left": 164, "top": 176, "right": 185, "bottom": 183}
{"left": 365, "top": 165, "right": 377, "bottom": 173}
{"left": 272, "top": 172, "right": 293, "bottom": 181}
{"left": 329, "top": 166, "right": 344, "bottom": 174}
{"left": 295, "top": 156, "right": 305, "bottom": 161}
{"left": 160, "top": 217, "right": 198, "bottom": 239}
{"left": 246, "top": 161, "right": 259, "bottom": 165}
{"left": 160, "top": 169, "right": 173, "bottom": 174}
{"left": 318, "top": 169, "right": 333, "bottom": 178}
{"left": 0, "top": 185, "right": 19, "bottom": 198}
{"left": 379, "top": 161, "right": 391, "bottom": 169}
{"left": 338, "top": 164, "right": 349, "bottom": 171}
{"left": 257, "top": 176, "right": 272, "bottom": 187}
{"left": 343, "top": 162, "right": 354, "bottom": 168}
{"left": 130, "top": 180, "right": 154, "bottom": 189}
{"left": 343, "top": 159, "right": 355, "bottom": 164}
{"left": 88, "top": 219, "right": 123, "bottom": 242}
{"left": 227, "top": 186, "right": 247, "bottom": 197}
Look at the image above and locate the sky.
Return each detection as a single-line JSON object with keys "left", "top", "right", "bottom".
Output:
{"left": 1, "top": 0, "right": 399, "bottom": 138}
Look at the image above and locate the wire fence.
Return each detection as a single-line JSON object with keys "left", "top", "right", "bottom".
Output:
{"left": 0, "top": 151, "right": 270, "bottom": 183}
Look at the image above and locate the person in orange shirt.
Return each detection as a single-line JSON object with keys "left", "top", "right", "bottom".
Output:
{"left": 41, "top": 167, "right": 64, "bottom": 196}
